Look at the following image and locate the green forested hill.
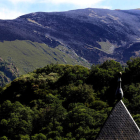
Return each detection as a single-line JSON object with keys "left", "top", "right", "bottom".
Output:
{"left": 0, "top": 58, "right": 140, "bottom": 139}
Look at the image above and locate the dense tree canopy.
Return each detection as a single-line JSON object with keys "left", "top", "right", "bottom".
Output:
{"left": 0, "top": 59, "right": 140, "bottom": 139}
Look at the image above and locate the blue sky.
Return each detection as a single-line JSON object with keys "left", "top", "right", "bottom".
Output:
{"left": 0, "top": 0, "right": 140, "bottom": 19}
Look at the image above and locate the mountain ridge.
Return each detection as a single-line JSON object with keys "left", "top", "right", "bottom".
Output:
{"left": 15, "top": 8, "right": 140, "bottom": 63}
{"left": 0, "top": 8, "right": 140, "bottom": 82}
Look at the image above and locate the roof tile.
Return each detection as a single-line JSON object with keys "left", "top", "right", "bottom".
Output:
{"left": 96, "top": 100, "right": 140, "bottom": 140}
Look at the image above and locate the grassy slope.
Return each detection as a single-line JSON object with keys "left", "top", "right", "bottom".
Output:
{"left": 0, "top": 40, "right": 90, "bottom": 75}
{"left": 97, "top": 41, "right": 116, "bottom": 54}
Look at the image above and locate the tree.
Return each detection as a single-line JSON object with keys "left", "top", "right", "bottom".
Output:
{"left": 125, "top": 57, "right": 140, "bottom": 84}
{"left": 31, "top": 133, "right": 46, "bottom": 140}
{"left": 89, "top": 60, "right": 123, "bottom": 104}
{"left": 0, "top": 136, "right": 8, "bottom": 140}
{"left": 0, "top": 101, "right": 34, "bottom": 139}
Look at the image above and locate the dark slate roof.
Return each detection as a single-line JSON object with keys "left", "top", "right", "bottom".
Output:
{"left": 96, "top": 100, "right": 140, "bottom": 140}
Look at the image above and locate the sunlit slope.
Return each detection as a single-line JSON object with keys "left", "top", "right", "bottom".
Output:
{"left": 0, "top": 40, "right": 90, "bottom": 74}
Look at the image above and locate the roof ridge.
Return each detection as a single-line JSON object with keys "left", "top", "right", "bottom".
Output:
{"left": 121, "top": 100, "right": 140, "bottom": 132}
{"left": 96, "top": 100, "right": 140, "bottom": 140}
